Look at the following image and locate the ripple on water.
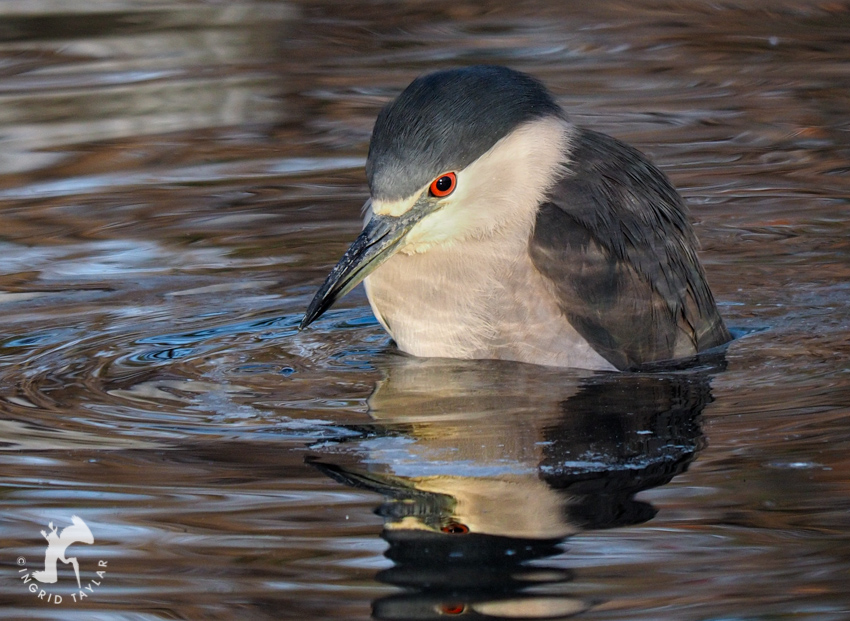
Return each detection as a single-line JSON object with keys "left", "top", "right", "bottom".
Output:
{"left": 1, "top": 1, "right": 850, "bottom": 619}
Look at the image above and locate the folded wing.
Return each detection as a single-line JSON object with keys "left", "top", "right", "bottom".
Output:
{"left": 529, "top": 129, "right": 731, "bottom": 370}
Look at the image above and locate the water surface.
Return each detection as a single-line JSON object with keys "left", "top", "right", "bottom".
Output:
{"left": 1, "top": 2, "right": 849, "bottom": 619}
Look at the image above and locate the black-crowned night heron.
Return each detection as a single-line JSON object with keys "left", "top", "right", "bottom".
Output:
{"left": 300, "top": 65, "right": 731, "bottom": 371}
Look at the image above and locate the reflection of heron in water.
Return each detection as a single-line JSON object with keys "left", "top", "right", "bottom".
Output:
{"left": 32, "top": 516, "right": 94, "bottom": 588}
{"left": 309, "top": 353, "right": 723, "bottom": 620}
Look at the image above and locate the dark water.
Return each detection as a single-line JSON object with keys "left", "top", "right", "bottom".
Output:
{"left": 1, "top": 1, "right": 849, "bottom": 619}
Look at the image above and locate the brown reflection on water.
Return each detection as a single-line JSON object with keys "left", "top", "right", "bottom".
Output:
{"left": 1, "top": 1, "right": 850, "bottom": 619}
{"left": 310, "top": 360, "right": 713, "bottom": 620}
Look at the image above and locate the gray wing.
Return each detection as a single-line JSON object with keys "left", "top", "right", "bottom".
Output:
{"left": 529, "top": 128, "right": 731, "bottom": 371}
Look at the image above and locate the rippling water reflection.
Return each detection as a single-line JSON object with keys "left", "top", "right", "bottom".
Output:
{"left": 1, "top": 1, "right": 849, "bottom": 619}
{"left": 310, "top": 361, "right": 714, "bottom": 619}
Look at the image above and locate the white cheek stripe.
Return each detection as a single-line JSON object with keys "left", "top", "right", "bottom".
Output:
{"left": 371, "top": 190, "right": 425, "bottom": 217}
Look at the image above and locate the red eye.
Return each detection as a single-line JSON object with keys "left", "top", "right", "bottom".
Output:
{"left": 429, "top": 172, "right": 457, "bottom": 197}
{"left": 440, "top": 521, "right": 470, "bottom": 535}
{"left": 439, "top": 603, "right": 467, "bottom": 615}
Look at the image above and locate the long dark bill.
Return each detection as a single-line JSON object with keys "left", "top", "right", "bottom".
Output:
{"left": 299, "top": 213, "right": 416, "bottom": 330}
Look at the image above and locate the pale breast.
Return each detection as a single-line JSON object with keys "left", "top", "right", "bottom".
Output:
{"left": 363, "top": 234, "right": 615, "bottom": 370}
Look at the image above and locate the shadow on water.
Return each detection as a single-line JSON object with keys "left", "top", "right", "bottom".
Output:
{"left": 308, "top": 355, "right": 723, "bottom": 619}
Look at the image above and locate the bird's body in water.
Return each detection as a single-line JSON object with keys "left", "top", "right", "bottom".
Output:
{"left": 301, "top": 66, "right": 731, "bottom": 371}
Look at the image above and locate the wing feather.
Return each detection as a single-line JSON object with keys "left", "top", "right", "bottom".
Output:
{"left": 529, "top": 129, "right": 730, "bottom": 370}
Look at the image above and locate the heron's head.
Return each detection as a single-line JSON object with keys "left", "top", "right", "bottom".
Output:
{"left": 301, "top": 65, "right": 571, "bottom": 329}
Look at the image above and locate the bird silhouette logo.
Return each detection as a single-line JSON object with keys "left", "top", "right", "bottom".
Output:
{"left": 31, "top": 516, "right": 94, "bottom": 589}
